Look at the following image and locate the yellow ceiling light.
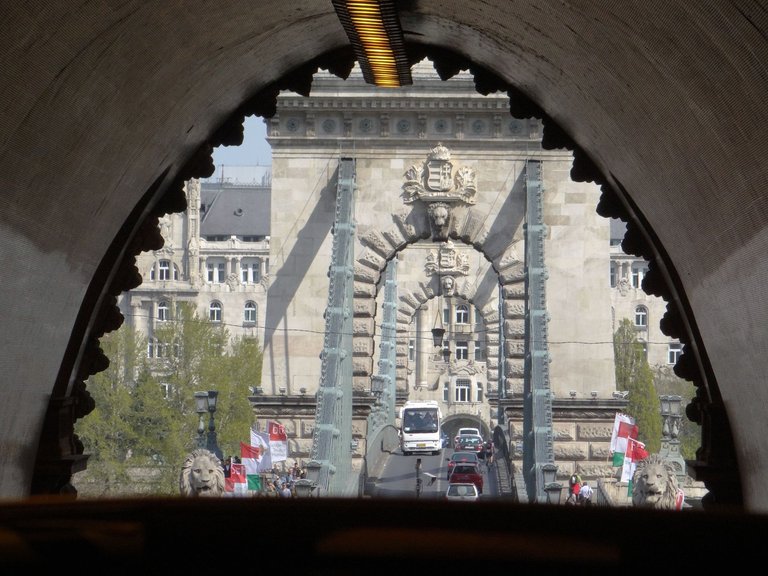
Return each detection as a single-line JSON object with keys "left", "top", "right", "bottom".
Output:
{"left": 332, "top": 0, "right": 412, "bottom": 87}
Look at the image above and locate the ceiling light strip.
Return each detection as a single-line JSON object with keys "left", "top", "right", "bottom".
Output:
{"left": 332, "top": 0, "right": 412, "bottom": 87}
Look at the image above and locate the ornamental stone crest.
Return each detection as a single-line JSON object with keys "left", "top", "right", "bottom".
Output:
{"left": 402, "top": 143, "right": 478, "bottom": 240}
{"left": 425, "top": 240, "right": 470, "bottom": 277}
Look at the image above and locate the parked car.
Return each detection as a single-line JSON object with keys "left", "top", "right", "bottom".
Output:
{"left": 454, "top": 434, "right": 485, "bottom": 458}
{"left": 445, "top": 482, "right": 480, "bottom": 501}
{"left": 446, "top": 451, "right": 480, "bottom": 479}
{"left": 448, "top": 462, "right": 483, "bottom": 493}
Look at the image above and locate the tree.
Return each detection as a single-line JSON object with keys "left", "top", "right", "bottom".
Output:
{"left": 74, "top": 326, "right": 149, "bottom": 496}
{"left": 613, "top": 319, "right": 662, "bottom": 453}
{"left": 75, "top": 303, "right": 262, "bottom": 496}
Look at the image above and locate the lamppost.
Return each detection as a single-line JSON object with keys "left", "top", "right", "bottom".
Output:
{"left": 194, "top": 390, "right": 222, "bottom": 460}
{"left": 542, "top": 463, "right": 563, "bottom": 504}
{"left": 659, "top": 394, "right": 686, "bottom": 483}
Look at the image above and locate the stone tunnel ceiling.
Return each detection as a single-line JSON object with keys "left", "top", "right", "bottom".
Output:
{"left": 2, "top": 2, "right": 768, "bottom": 510}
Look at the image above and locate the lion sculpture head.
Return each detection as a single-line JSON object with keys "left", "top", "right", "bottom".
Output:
{"left": 179, "top": 448, "right": 225, "bottom": 497}
{"left": 631, "top": 453, "right": 680, "bottom": 509}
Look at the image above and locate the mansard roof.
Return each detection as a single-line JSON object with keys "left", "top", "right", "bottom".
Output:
{"left": 200, "top": 183, "right": 271, "bottom": 237}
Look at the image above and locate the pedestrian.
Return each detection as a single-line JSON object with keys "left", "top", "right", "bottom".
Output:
{"left": 579, "top": 481, "right": 593, "bottom": 505}
{"left": 279, "top": 481, "right": 292, "bottom": 498}
{"left": 567, "top": 471, "right": 582, "bottom": 504}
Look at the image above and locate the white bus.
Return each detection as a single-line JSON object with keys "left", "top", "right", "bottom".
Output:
{"left": 399, "top": 400, "right": 443, "bottom": 456}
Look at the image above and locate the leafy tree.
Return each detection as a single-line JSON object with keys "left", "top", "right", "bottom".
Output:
{"left": 75, "top": 303, "right": 261, "bottom": 496}
{"left": 613, "top": 318, "right": 662, "bottom": 453}
{"left": 75, "top": 326, "right": 148, "bottom": 496}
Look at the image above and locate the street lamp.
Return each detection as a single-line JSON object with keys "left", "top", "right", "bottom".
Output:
{"left": 194, "top": 390, "right": 222, "bottom": 460}
{"left": 542, "top": 463, "right": 563, "bottom": 504}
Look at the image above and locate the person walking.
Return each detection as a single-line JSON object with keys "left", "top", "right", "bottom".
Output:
{"left": 579, "top": 481, "right": 593, "bottom": 505}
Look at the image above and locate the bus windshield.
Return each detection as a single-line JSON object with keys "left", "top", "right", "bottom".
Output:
{"left": 403, "top": 408, "right": 439, "bottom": 434}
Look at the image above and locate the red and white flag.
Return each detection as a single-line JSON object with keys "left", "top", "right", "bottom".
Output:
{"left": 225, "top": 462, "right": 248, "bottom": 496}
{"left": 611, "top": 413, "right": 638, "bottom": 466}
{"left": 268, "top": 421, "right": 288, "bottom": 463}
{"left": 621, "top": 437, "right": 650, "bottom": 484}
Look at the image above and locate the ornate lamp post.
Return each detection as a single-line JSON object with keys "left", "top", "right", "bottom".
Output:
{"left": 659, "top": 394, "right": 686, "bottom": 482}
{"left": 194, "top": 390, "right": 222, "bottom": 460}
{"left": 542, "top": 462, "right": 563, "bottom": 504}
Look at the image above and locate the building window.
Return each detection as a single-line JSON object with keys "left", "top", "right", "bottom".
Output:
{"left": 454, "top": 379, "right": 471, "bottom": 403}
{"left": 631, "top": 263, "right": 647, "bottom": 288}
{"left": 610, "top": 262, "right": 617, "bottom": 287}
{"left": 160, "top": 383, "right": 171, "bottom": 399}
{"left": 668, "top": 342, "right": 683, "bottom": 364}
{"left": 244, "top": 301, "right": 257, "bottom": 324}
{"left": 209, "top": 301, "right": 222, "bottom": 322}
{"left": 443, "top": 306, "right": 450, "bottom": 325}
{"left": 476, "top": 383, "right": 483, "bottom": 402}
{"left": 207, "top": 260, "right": 226, "bottom": 283}
{"left": 147, "top": 338, "right": 155, "bottom": 358}
{"left": 159, "top": 260, "right": 171, "bottom": 280}
{"left": 443, "top": 381, "right": 449, "bottom": 402}
{"left": 455, "top": 304, "right": 469, "bottom": 324}
{"left": 408, "top": 339, "right": 415, "bottom": 362}
{"left": 634, "top": 305, "right": 648, "bottom": 327}
{"left": 473, "top": 341, "right": 485, "bottom": 360}
{"left": 456, "top": 341, "right": 469, "bottom": 360}
{"left": 149, "top": 266, "right": 155, "bottom": 281}
{"left": 241, "top": 258, "right": 262, "bottom": 283}
{"left": 158, "top": 301, "right": 169, "bottom": 322}
{"left": 441, "top": 341, "right": 451, "bottom": 359}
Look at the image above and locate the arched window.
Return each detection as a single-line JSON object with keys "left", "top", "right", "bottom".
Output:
{"left": 455, "top": 304, "right": 469, "bottom": 324}
{"left": 209, "top": 301, "right": 222, "bottom": 322}
{"left": 244, "top": 301, "right": 257, "bottom": 324}
{"left": 157, "top": 301, "right": 169, "bottom": 321}
{"left": 634, "top": 305, "right": 648, "bottom": 327}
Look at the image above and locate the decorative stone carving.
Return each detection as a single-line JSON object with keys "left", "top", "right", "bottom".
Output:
{"left": 179, "top": 449, "right": 225, "bottom": 497}
{"left": 402, "top": 143, "right": 478, "bottom": 241}
{"left": 632, "top": 453, "right": 683, "bottom": 510}
{"left": 425, "top": 240, "right": 470, "bottom": 276}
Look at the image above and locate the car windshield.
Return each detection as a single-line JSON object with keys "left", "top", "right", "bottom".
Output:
{"left": 460, "top": 437, "right": 482, "bottom": 446}
{"left": 451, "top": 452, "right": 478, "bottom": 462}
{"left": 453, "top": 465, "right": 478, "bottom": 474}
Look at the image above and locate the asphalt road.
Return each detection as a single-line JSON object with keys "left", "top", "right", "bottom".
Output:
{"left": 371, "top": 448, "right": 500, "bottom": 500}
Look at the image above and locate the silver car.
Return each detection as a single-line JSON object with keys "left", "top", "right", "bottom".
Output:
{"left": 445, "top": 483, "right": 480, "bottom": 501}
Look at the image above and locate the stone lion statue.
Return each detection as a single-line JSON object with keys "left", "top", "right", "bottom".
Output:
{"left": 179, "top": 448, "right": 225, "bottom": 497}
{"left": 631, "top": 453, "right": 680, "bottom": 509}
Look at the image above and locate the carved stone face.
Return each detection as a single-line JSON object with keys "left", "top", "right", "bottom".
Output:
{"left": 432, "top": 205, "right": 449, "bottom": 226}
{"left": 632, "top": 458, "right": 678, "bottom": 509}
{"left": 190, "top": 455, "right": 220, "bottom": 496}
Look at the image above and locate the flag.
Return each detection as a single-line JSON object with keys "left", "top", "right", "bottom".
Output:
{"left": 240, "top": 442, "right": 266, "bottom": 490}
{"left": 621, "top": 437, "right": 650, "bottom": 493}
{"left": 225, "top": 462, "right": 249, "bottom": 496}
{"left": 250, "top": 429, "right": 272, "bottom": 472}
{"left": 610, "top": 413, "right": 638, "bottom": 466}
{"left": 268, "top": 420, "right": 288, "bottom": 463}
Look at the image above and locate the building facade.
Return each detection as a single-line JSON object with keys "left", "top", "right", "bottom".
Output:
{"left": 123, "top": 61, "right": 683, "bottom": 485}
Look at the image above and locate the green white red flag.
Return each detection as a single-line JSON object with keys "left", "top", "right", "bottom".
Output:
{"left": 610, "top": 413, "right": 638, "bottom": 466}
{"left": 240, "top": 442, "right": 264, "bottom": 490}
{"left": 622, "top": 437, "right": 650, "bottom": 493}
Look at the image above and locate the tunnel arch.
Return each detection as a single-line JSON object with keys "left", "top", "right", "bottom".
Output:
{"left": 42, "top": 37, "right": 736, "bottom": 508}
